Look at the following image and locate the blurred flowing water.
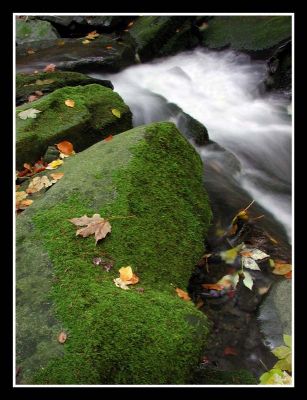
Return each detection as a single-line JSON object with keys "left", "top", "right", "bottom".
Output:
{"left": 90, "top": 48, "right": 292, "bottom": 243}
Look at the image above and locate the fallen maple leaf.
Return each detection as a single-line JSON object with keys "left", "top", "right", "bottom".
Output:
{"left": 50, "top": 172, "right": 64, "bottom": 181}
{"left": 43, "top": 63, "right": 56, "bottom": 72}
{"left": 69, "top": 214, "right": 111, "bottom": 245}
{"left": 111, "top": 108, "right": 121, "bottom": 118}
{"left": 224, "top": 346, "right": 237, "bottom": 356}
{"left": 46, "top": 159, "right": 64, "bottom": 170}
{"left": 57, "top": 331, "right": 67, "bottom": 344}
{"left": 175, "top": 288, "right": 191, "bottom": 301}
{"left": 26, "top": 175, "right": 54, "bottom": 194}
{"left": 103, "top": 135, "right": 113, "bottom": 142}
{"left": 55, "top": 141, "right": 74, "bottom": 155}
{"left": 272, "top": 263, "right": 292, "bottom": 276}
{"left": 18, "top": 108, "right": 42, "bottom": 120}
{"left": 65, "top": 99, "right": 75, "bottom": 108}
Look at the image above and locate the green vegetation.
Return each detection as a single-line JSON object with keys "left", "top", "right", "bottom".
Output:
{"left": 16, "top": 84, "right": 132, "bottom": 168}
{"left": 191, "top": 367, "right": 258, "bottom": 384}
{"left": 16, "top": 19, "right": 59, "bottom": 44}
{"left": 16, "top": 122, "right": 212, "bottom": 384}
{"left": 202, "top": 16, "right": 291, "bottom": 51}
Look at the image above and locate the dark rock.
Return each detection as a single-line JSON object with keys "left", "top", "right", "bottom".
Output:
{"left": 42, "top": 146, "right": 60, "bottom": 164}
{"left": 265, "top": 40, "right": 292, "bottom": 94}
{"left": 16, "top": 19, "right": 60, "bottom": 45}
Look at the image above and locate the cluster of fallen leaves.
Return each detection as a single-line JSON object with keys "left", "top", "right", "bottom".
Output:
{"left": 260, "top": 335, "right": 292, "bottom": 385}
{"left": 114, "top": 266, "right": 139, "bottom": 290}
{"left": 82, "top": 30, "right": 100, "bottom": 44}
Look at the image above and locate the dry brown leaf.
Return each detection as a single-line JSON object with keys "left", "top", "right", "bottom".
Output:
{"left": 16, "top": 191, "right": 28, "bottom": 202}
{"left": 103, "top": 135, "right": 113, "bottom": 142}
{"left": 50, "top": 172, "right": 64, "bottom": 181}
{"left": 69, "top": 214, "right": 111, "bottom": 245}
{"left": 57, "top": 331, "right": 67, "bottom": 344}
{"left": 272, "top": 263, "right": 292, "bottom": 276}
{"left": 44, "top": 63, "right": 56, "bottom": 72}
{"left": 17, "top": 199, "right": 34, "bottom": 210}
{"left": 26, "top": 175, "right": 53, "bottom": 194}
{"left": 175, "top": 288, "right": 191, "bottom": 301}
{"left": 55, "top": 141, "right": 74, "bottom": 155}
{"left": 65, "top": 99, "right": 75, "bottom": 108}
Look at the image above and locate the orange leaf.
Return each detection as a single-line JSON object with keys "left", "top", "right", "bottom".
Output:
{"left": 57, "top": 331, "right": 67, "bottom": 344}
{"left": 44, "top": 63, "right": 56, "bottom": 72}
{"left": 50, "top": 172, "right": 64, "bottom": 181}
{"left": 202, "top": 283, "right": 224, "bottom": 291}
{"left": 106, "top": 45, "right": 113, "bottom": 49}
{"left": 119, "top": 266, "right": 133, "bottom": 281}
{"left": 224, "top": 346, "right": 237, "bottom": 356}
{"left": 285, "top": 271, "right": 292, "bottom": 279}
{"left": 55, "top": 141, "right": 74, "bottom": 155}
{"left": 65, "top": 99, "right": 75, "bottom": 108}
{"left": 23, "top": 163, "right": 32, "bottom": 171}
{"left": 103, "top": 135, "right": 113, "bottom": 142}
{"left": 175, "top": 288, "right": 191, "bottom": 301}
{"left": 272, "top": 263, "right": 292, "bottom": 276}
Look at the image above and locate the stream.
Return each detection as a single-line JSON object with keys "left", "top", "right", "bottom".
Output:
{"left": 88, "top": 47, "right": 292, "bottom": 379}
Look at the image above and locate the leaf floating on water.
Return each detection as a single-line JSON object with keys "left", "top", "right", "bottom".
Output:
{"left": 69, "top": 214, "right": 111, "bottom": 245}
{"left": 175, "top": 288, "right": 191, "bottom": 301}
{"left": 57, "top": 331, "right": 67, "bottom": 344}
{"left": 111, "top": 108, "right": 121, "bottom": 118}
{"left": 46, "top": 159, "right": 64, "bottom": 170}
{"left": 65, "top": 99, "right": 75, "bottom": 108}
{"left": 18, "top": 108, "right": 42, "bottom": 120}
{"left": 55, "top": 140, "right": 74, "bottom": 155}
{"left": 241, "top": 257, "right": 261, "bottom": 270}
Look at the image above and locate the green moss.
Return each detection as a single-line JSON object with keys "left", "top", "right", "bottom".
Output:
{"left": 191, "top": 367, "right": 258, "bottom": 384}
{"left": 202, "top": 16, "right": 291, "bottom": 51}
{"left": 16, "top": 20, "right": 59, "bottom": 44}
{"left": 16, "top": 84, "right": 132, "bottom": 168}
{"left": 16, "top": 71, "right": 113, "bottom": 104}
{"left": 16, "top": 122, "right": 212, "bottom": 384}
{"left": 129, "top": 16, "right": 190, "bottom": 61}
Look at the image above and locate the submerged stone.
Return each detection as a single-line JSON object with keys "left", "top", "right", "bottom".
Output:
{"left": 16, "top": 122, "right": 212, "bottom": 384}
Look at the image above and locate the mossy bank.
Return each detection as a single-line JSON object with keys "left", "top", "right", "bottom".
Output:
{"left": 16, "top": 84, "right": 132, "bottom": 168}
{"left": 16, "top": 122, "right": 212, "bottom": 384}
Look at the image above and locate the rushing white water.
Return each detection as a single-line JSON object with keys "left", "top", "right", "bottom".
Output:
{"left": 90, "top": 48, "right": 292, "bottom": 241}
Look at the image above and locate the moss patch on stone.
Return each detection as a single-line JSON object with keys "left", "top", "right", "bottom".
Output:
{"left": 16, "top": 122, "right": 212, "bottom": 384}
{"left": 202, "top": 16, "right": 291, "bottom": 51}
{"left": 16, "top": 19, "right": 59, "bottom": 45}
{"left": 191, "top": 367, "right": 258, "bottom": 384}
{"left": 16, "top": 71, "right": 113, "bottom": 105}
{"left": 16, "top": 84, "right": 132, "bottom": 168}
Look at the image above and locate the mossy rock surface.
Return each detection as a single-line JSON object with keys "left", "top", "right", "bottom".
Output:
{"left": 16, "top": 19, "right": 60, "bottom": 45}
{"left": 16, "top": 71, "right": 113, "bottom": 105}
{"left": 16, "top": 84, "right": 132, "bottom": 168}
{"left": 129, "top": 16, "right": 194, "bottom": 61}
{"left": 191, "top": 367, "right": 258, "bottom": 384}
{"left": 16, "top": 122, "right": 212, "bottom": 384}
{"left": 202, "top": 16, "right": 291, "bottom": 51}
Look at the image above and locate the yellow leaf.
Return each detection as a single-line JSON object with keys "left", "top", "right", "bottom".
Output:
{"left": 16, "top": 191, "right": 28, "bottom": 202}
{"left": 111, "top": 108, "right": 121, "bottom": 118}
{"left": 175, "top": 288, "right": 191, "bottom": 301}
{"left": 46, "top": 159, "right": 64, "bottom": 170}
{"left": 272, "top": 263, "right": 292, "bottom": 275}
{"left": 82, "top": 39, "right": 91, "bottom": 44}
{"left": 65, "top": 99, "right": 75, "bottom": 108}
{"left": 119, "top": 266, "right": 133, "bottom": 281}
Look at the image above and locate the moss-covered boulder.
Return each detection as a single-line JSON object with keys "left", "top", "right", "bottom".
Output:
{"left": 128, "top": 16, "right": 196, "bottom": 61}
{"left": 16, "top": 19, "right": 60, "bottom": 45}
{"left": 202, "top": 16, "right": 291, "bottom": 52}
{"left": 16, "top": 84, "right": 132, "bottom": 168}
{"left": 190, "top": 367, "right": 257, "bottom": 384}
{"left": 16, "top": 122, "right": 212, "bottom": 384}
{"left": 16, "top": 71, "right": 113, "bottom": 105}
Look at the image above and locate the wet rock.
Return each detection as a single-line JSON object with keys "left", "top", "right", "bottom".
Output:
{"left": 16, "top": 84, "right": 132, "bottom": 168}
{"left": 16, "top": 71, "right": 113, "bottom": 106}
{"left": 16, "top": 19, "right": 60, "bottom": 45}
{"left": 265, "top": 40, "right": 292, "bottom": 94}
{"left": 42, "top": 146, "right": 60, "bottom": 164}
{"left": 16, "top": 35, "right": 136, "bottom": 74}
{"left": 258, "top": 279, "right": 292, "bottom": 349}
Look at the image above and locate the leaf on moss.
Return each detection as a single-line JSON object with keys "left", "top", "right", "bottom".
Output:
{"left": 104, "top": 135, "right": 113, "bottom": 142}
{"left": 57, "top": 331, "right": 67, "bottom": 344}
{"left": 18, "top": 108, "right": 42, "bottom": 120}
{"left": 114, "top": 266, "right": 139, "bottom": 290}
{"left": 46, "top": 159, "right": 64, "bottom": 170}
{"left": 69, "top": 214, "right": 111, "bottom": 245}
{"left": 55, "top": 140, "right": 74, "bottom": 155}
{"left": 111, "top": 108, "right": 121, "bottom": 118}
{"left": 65, "top": 99, "right": 75, "bottom": 108}
{"left": 175, "top": 288, "right": 191, "bottom": 301}
{"left": 35, "top": 79, "right": 54, "bottom": 85}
